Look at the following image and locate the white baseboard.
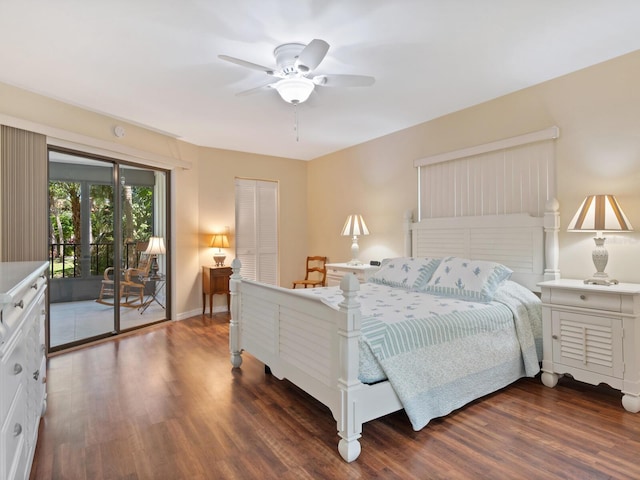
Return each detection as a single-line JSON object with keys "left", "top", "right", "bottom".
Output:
{"left": 176, "top": 306, "right": 229, "bottom": 321}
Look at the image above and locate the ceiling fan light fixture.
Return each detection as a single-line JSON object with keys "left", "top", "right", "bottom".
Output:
{"left": 274, "top": 77, "right": 315, "bottom": 104}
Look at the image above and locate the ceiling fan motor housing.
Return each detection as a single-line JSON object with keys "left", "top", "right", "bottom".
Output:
{"left": 274, "top": 43, "right": 306, "bottom": 74}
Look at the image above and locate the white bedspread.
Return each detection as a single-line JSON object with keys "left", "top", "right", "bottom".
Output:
{"left": 296, "top": 281, "right": 542, "bottom": 430}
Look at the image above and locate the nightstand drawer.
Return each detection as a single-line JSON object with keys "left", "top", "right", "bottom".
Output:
{"left": 550, "top": 289, "right": 621, "bottom": 312}
{"left": 325, "top": 263, "right": 379, "bottom": 287}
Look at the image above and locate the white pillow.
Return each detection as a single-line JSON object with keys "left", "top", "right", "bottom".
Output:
{"left": 425, "top": 256, "right": 513, "bottom": 303}
{"left": 369, "top": 257, "right": 441, "bottom": 290}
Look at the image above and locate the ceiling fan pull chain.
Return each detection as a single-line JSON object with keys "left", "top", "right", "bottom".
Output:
{"left": 294, "top": 103, "right": 299, "bottom": 142}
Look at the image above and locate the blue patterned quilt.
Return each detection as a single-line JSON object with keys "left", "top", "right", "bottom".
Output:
{"left": 296, "top": 281, "right": 542, "bottom": 430}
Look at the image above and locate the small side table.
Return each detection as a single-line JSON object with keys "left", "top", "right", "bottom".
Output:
{"left": 202, "top": 265, "right": 232, "bottom": 316}
{"left": 138, "top": 274, "right": 166, "bottom": 314}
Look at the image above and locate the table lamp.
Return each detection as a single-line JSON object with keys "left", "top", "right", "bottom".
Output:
{"left": 567, "top": 194, "right": 632, "bottom": 285}
{"left": 144, "top": 236, "right": 166, "bottom": 280}
{"left": 341, "top": 214, "right": 369, "bottom": 265}
{"left": 210, "top": 233, "right": 230, "bottom": 266}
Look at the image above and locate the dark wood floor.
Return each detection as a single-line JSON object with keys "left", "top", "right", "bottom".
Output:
{"left": 30, "top": 314, "right": 640, "bottom": 480}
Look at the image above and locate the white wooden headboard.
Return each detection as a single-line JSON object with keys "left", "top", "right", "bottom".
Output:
{"left": 408, "top": 127, "right": 561, "bottom": 292}
{"left": 403, "top": 202, "right": 560, "bottom": 292}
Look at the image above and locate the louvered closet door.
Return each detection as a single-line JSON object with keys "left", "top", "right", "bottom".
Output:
{"left": 551, "top": 310, "right": 624, "bottom": 379}
{"left": 235, "top": 178, "right": 278, "bottom": 285}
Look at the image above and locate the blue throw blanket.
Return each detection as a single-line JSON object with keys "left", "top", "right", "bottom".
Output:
{"left": 295, "top": 281, "right": 542, "bottom": 430}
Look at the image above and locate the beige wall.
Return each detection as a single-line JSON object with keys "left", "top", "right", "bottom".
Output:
{"left": 195, "top": 147, "right": 308, "bottom": 310}
{"left": 309, "top": 50, "right": 640, "bottom": 283}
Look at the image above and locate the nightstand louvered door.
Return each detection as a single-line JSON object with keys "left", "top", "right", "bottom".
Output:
{"left": 551, "top": 310, "right": 623, "bottom": 380}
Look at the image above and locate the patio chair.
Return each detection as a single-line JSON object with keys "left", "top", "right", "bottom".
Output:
{"left": 96, "top": 242, "right": 151, "bottom": 307}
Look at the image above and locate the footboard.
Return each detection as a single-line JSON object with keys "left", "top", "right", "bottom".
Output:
{"left": 228, "top": 258, "right": 401, "bottom": 462}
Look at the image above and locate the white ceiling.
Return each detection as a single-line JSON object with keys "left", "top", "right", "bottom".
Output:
{"left": 1, "top": 1, "right": 640, "bottom": 161}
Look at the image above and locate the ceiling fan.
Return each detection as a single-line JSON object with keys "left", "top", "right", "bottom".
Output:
{"left": 219, "top": 39, "right": 375, "bottom": 104}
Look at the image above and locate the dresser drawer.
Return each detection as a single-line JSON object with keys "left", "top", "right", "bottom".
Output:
{"left": 1, "top": 329, "right": 25, "bottom": 421}
{"left": 1, "top": 272, "right": 46, "bottom": 345}
{"left": 550, "top": 289, "right": 621, "bottom": 312}
{"left": 1, "top": 386, "right": 26, "bottom": 480}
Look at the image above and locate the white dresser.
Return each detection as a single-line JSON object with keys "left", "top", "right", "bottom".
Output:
{"left": 325, "top": 263, "right": 379, "bottom": 287}
{"left": 538, "top": 279, "right": 640, "bottom": 413}
{"left": 0, "top": 261, "right": 48, "bottom": 480}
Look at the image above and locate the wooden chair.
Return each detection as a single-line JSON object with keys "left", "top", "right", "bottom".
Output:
{"left": 121, "top": 247, "right": 152, "bottom": 307}
{"left": 292, "top": 256, "right": 327, "bottom": 288}
{"left": 96, "top": 242, "right": 151, "bottom": 307}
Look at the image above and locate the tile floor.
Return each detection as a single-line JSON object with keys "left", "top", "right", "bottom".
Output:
{"left": 49, "top": 292, "right": 167, "bottom": 348}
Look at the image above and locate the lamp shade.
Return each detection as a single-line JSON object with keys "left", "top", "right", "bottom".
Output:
{"left": 342, "top": 214, "right": 369, "bottom": 237}
{"left": 210, "top": 233, "right": 230, "bottom": 249}
{"left": 274, "top": 77, "right": 315, "bottom": 104}
{"left": 144, "top": 236, "right": 166, "bottom": 255}
{"left": 568, "top": 195, "right": 633, "bottom": 233}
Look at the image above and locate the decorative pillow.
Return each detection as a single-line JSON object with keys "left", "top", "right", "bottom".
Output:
{"left": 369, "top": 257, "right": 441, "bottom": 290}
{"left": 425, "top": 256, "right": 513, "bottom": 303}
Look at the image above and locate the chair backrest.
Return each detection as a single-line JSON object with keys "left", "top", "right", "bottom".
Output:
{"left": 305, "top": 256, "right": 327, "bottom": 285}
{"left": 129, "top": 241, "right": 151, "bottom": 277}
{"left": 136, "top": 253, "right": 152, "bottom": 276}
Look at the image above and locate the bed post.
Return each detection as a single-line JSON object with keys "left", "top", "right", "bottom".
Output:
{"left": 336, "top": 273, "right": 363, "bottom": 462}
{"left": 544, "top": 198, "right": 561, "bottom": 282}
{"left": 229, "top": 258, "right": 243, "bottom": 368}
{"left": 403, "top": 210, "right": 413, "bottom": 257}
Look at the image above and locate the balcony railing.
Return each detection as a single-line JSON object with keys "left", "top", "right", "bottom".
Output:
{"left": 49, "top": 242, "right": 141, "bottom": 279}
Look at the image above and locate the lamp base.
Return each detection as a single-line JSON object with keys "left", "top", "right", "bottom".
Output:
{"left": 149, "top": 257, "right": 162, "bottom": 280}
{"left": 584, "top": 277, "right": 619, "bottom": 286}
{"left": 347, "top": 236, "right": 362, "bottom": 266}
{"left": 213, "top": 254, "right": 226, "bottom": 267}
{"left": 586, "top": 237, "right": 617, "bottom": 285}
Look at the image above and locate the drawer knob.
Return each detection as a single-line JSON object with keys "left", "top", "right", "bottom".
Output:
{"left": 13, "top": 423, "right": 22, "bottom": 437}
{"left": 33, "top": 369, "right": 40, "bottom": 381}
{"left": 31, "top": 282, "right": 38, "bottom": 290}
{"left": 14, "top": 299, "right": 24, "bottom": 309}
{"left": 579, "top": 294, "right": 586, "bottom": 300}
{"left": 13, "top": 363, "right": 23, "bottom": 375}
{"left": 552, "top": 335, "right": 558, "bottom": 340}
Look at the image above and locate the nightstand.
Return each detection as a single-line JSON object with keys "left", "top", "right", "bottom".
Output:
{"left": 202, "top": 265, "right": 232, "bottom": 316}
{"left": 538, "top": 279, "right": 640, "bottom": 413}
{"left": 325, "top": 263, "right": 379, "bottom": 287}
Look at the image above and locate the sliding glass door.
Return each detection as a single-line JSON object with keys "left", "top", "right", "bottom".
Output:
{"left": 48, "top": 150, "right": 169, "bottom": 352}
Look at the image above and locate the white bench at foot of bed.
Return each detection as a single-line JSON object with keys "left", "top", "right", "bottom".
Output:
{"left": 228, "top": 258, "right": 402, "bottom": 462}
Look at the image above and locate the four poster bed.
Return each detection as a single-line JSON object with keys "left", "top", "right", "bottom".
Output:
{"left": 229, "top": 128, "right": 561, "bottom": 462}
{"left": 229, "top": 206, "right": 561, "bottom": 462}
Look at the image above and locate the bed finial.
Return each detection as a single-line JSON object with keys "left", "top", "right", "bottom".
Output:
{"left": 231, "top": 257, "right": 242, "bottom": 279}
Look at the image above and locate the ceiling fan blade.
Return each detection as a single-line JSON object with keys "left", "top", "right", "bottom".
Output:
{"left": 219, "top": 55, "right": 275, "bottom": 75}
{"left": 313, "top": 74, "right": 375, "bottom": 87}
{"left": 295, "top": 39, "right": 329, "bottom": 73}
{"left": 235, "top": 79, "right": 279, "bottom": 97}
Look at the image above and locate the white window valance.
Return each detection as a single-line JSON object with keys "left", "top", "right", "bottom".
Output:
{"left": 415, "top": 126, "right": 559, "bottom": 220}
